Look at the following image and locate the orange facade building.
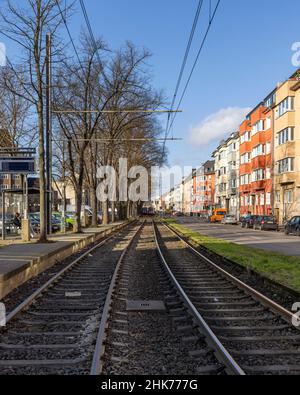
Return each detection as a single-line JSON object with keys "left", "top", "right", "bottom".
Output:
{"left": 239, "top": 93, "right": 275, "bottom": 216}
{"left": 192, "top": 161, "right": 215, "bottom": 215}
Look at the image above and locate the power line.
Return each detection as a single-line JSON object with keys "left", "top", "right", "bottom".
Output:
{"left": 79, "top": 0, "right": 103, "bottom": 66}
{"left": 54, "top": 0, "right": 85, "bottom": 73}
{"left": 162, "top": 0, "right": 204, "bottom": 161}
{"left": 168, "top": 0, "right": 221, "bottom": 133}
{"left": 52, "top": 109, "right": 182, "bottom": 114}
{"left": 165, "top": 0, "right": 204, "bottom": 134}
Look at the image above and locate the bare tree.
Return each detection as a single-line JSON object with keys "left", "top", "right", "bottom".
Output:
{"left": 54, "top": 34, "right": 110, "bottom": 233}
{"left": 0, "top": 0, "right": 71, "bottom": 242}
{"left": 0, "top": 67, "right": 37, "bottom": 147}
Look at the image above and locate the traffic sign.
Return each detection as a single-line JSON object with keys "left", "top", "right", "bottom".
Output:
{"left": 0, "top": 157, "right": 36, "bottom": 174}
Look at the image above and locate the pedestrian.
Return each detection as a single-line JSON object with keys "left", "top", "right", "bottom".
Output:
{"left": 13, "top": 213, "right": 22, "bottom": 229}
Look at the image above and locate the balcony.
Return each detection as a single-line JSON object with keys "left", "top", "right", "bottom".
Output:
{"left": 251, "top": 180, "right": 266, "bottom": 191}
{"left": 227, "top": 151, "right": 237, "bottom": 163}
{"left": 240, "top": 141, "right": 251, "bottom": 153}
{"left": 251, "top": 132, "right": 267, "bottom": 146}
{"left": 252, "top": 156, "right": 266, "bottom": 169}
{"left": 276, "top": 173, "right": 296, "bottom": 185}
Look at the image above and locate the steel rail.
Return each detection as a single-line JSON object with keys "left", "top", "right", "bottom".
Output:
{"left": 153, "top": 222, "right": 245, "bottom": 376}
{"left": 5, "top": 221, "right": 133, "bottom": 324}
{"left": 90, "top": 221, "right": 145, "bottom": 375}
{"left": 163, "top": 222, "right": 295, "bottom": 324}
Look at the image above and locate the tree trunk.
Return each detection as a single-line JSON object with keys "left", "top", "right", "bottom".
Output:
{"left": 127, "top": 201, "right": 131, "bottom": 219}
{"left": 102, "top": 200, "right": 109, "bottom": 225}
{"left": 90, "top": 188, "right": 98, "bottom": 227}
{"left": 74, "top": 185, "right": 82, "bottom": 233}
{"left": 111, "top": 201, "right": 116, "bottom": 223}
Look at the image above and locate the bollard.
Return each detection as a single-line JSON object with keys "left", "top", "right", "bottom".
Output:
{"left": 21, "top": 218, "right": 31, "bottom": 242}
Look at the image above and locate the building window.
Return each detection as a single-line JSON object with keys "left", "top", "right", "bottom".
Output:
{"left": 275, "top": 191, "right": 280, "bottom": 203}
{"left": 265, "top": 94, "right": 275, "bottom": 108}
{"left": 252, "top": 169, "right": 265, "bottom": 182}
{"left": 266, "top": 142, "right": 271, "bottom": 155}
{"left": 240, "top": 132, "right": 251, "bottom": 144}
{"left": 265, "top": 117, "right": 271, "bottom": 130}
{"left": 278, "top": 158, "right": 294, "bottom": 174}
{"left": 252, "top": 120, "right": 264, "bottom": 135}
{"left": 252, "top": 144, "right": 265, "bottom": 158}
{"left": 260, "top": 193, "right": 265, "bottom": 206}
{"left": 266, "top": 193, "right": 271, "bottom": 206}
{"left": 241, "top": 152, "right": 251, "bottom": 164}
{"left": 240, "top": 174, "right": 250, "bottom": 186}
{"left": 277, "top": 127, "right": 294, "bottom": 145}
{"left": 266, "top": 168, "right": 271, "bottom": 180}
{"left": 277, "top": 97, "right": 294, "bottom": 118}
{"left": 284, "top": 190, "right": 293, "bottom": 204}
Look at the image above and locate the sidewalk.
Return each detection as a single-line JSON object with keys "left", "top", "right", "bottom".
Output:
{"left": 0, "top": 222, "right": 127, "bottom": 299}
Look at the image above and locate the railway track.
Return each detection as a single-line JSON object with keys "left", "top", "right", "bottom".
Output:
{"left": 97, "top": 221, "right": 230, "bottom": 375}
{"left": 2, "top": 219, "right": 299, "bottom": 376}
{"left": 154, "top": 221, "right": 300, "bottom": 375}
{"left": 0, "top": 222, "right": 141, "bottom": 375}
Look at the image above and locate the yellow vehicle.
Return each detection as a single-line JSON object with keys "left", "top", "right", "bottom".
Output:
{"left": 210, "top": 209, "right": 227, "bottom": 223}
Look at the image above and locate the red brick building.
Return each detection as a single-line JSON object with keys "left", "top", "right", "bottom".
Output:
{"left": 239, "top": 92, "right": 275, "bottom": 216}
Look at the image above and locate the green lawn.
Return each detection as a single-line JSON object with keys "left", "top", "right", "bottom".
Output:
{"left": 163, "top": 219, "right": 300, "bottom": 295}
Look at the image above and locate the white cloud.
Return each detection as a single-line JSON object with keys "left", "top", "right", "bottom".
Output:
{"left": 189, "top": 107, "right": 251, "bottom": 146}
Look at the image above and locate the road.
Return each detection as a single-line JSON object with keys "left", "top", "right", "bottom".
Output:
{"left": 176, "top": 217, "right": 300, "bottom": 257}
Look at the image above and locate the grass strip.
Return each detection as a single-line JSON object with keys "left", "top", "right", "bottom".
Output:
{"left": 164, "top": 219, "right": 300, "bottom": 295}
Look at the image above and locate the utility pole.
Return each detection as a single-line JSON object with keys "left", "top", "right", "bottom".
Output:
{"left": 61, "top": 139, "right": 66, "bottom": 234}
{"left": 46, "top": 33, "right": 52, "bottom": 235}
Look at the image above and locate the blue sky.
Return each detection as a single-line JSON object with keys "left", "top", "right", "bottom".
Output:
{"left": 2, "top": 0, "right": 300, "bottom": 169}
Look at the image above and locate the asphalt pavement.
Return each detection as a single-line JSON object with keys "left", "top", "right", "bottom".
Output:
{"left": 176, "top": 217, "right": 300, "bottom": 257}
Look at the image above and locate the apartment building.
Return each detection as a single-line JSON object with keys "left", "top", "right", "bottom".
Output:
{"left": 191, "top": 161, "right": 215, "bottom": 215}
{"left": 213, "top": 140, "right": 227, "bottom": 209}
{"left": 274, "top": 72, "right": 300, "bottom": 224}
{"left": 173, "top": 183, "right": 183, "bottom": 213}
{"left": 182, "top": 172, "right": 193, "bottom": 215}
{"left": 239, "top": 94, "right": 274, "bottom": 217}
{"left": 226, "top": 133, "right": 240, "bottom": 218}
{"left": 213, "top": 133, "right": 239, "bottom": 217}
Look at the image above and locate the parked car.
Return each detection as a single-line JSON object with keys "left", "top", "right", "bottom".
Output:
{"left": 253, "top": 216, "right": 278, "bottom": 231}
{"left": 221, "top": 215, "right": 238, "bottom": 225}
{"left": 52, "top": 212, "right": 73, "bottom": 230}
{"left": 174, "top": 212, "right": 184, "bottom": 217}
{"left": 284, "top": 216, "right": 300, "bottom": 236}
{"left": 51, "top": 215, "right": 61, "bottom": 232}
{"left": 210, "top": 209, "right": 227, "bottom": 223}
{"left": 240, "top": 215, "right": 258, "bottom": 229}
{"left": 29, "top": 213, "right": 61, "bottom": 233}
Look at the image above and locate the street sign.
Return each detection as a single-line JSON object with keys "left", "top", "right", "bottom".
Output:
{"left": 0, "top": 157, "right": 36, "bottom": 174}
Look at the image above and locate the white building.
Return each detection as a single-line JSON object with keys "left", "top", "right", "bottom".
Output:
{"left": 212, "top": 132, "right": 240, "bottom": 218}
